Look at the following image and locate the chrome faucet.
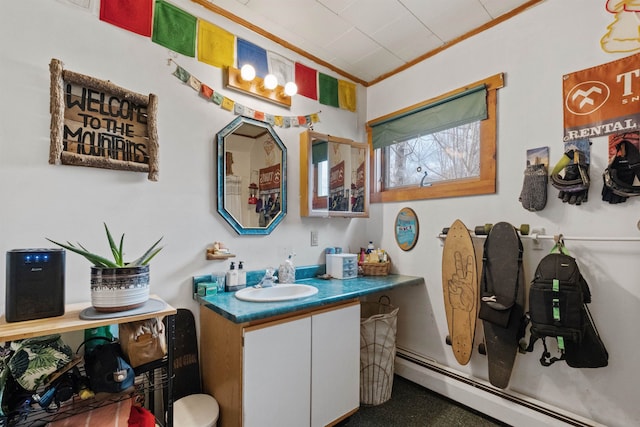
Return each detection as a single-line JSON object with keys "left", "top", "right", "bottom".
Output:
{"left": 256, "top": 268, "right": 277, "bottom": 288}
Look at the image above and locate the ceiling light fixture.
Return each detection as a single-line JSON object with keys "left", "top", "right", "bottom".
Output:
{"left": 240, "top": 64, "right": 256, "bottom": 81}
{"left": 226, "top": 66, "right": 294, "bottom": 108}
{"left": 284, "top": 81, "right": 298, "bottom": 97}
{"left": 263, "top": 74, "right": 278, "bottom": 90}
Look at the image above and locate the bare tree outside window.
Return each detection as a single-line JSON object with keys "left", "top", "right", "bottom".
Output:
{"left": 383, "top": 121, "right": 480, "bottom": 189}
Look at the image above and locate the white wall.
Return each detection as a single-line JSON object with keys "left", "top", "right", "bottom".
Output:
{"left": 2, "top": 1, "right": 635, "bottom": 425}
{"left": 0, "top": 1, "right": 367, "bottom": 321}
{"left": 366, "top": 1, "right": 638, "bottom": 426}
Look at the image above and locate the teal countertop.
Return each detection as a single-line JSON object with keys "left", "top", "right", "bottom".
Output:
{"left": 198, "top": 274, "right": 424, "bottom": 323}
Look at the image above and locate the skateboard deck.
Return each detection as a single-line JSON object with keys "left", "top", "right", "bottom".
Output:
{"left": 442, "top": 219, "right": 478, "bottom": 365}
{"left": 171, "top": 308, "right": 202, "bottom": 400}
{"left": 480, "top": 222, "right": 525, "bottom": 389}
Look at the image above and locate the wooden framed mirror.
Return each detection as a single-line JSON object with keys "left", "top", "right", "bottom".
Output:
{"left": 217, "top": 116, "right": 287, "bottom": 235}
{"left": 300, "top": 130, "right": 369, "bottom": 218}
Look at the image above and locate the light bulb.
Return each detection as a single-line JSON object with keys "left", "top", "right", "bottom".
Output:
{"left": 284, "top": 81, "right": 298, "bottom": 97}
{"left": 263, "top": 74, "right": 278, "bottom": 90}
{"left": 240, "top": 64, "right": 256, "bottom": 81}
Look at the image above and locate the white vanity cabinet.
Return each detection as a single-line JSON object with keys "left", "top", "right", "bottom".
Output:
{"left": 200, "top": 299, "right": 360, "bottom": 427}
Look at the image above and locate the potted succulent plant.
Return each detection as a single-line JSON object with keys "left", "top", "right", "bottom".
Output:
{"left": 47, "top": 223, "right": 163, "bottom": 312}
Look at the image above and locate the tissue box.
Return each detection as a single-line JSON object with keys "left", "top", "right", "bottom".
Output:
{"left": 326, "top": 254, "right": 358, "bottom": 279}
{"left": 197, "top": 282, "right": 218, "bottom": 297}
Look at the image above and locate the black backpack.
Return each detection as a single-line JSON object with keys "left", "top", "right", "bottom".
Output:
{"left": 521, "top": 243, "right": 608, "bottom": 368}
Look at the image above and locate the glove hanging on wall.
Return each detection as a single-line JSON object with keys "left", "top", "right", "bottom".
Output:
{"left": 602, "top": 139, "right": 640, "bottom": 204}
{"left": 519, "top": 163, "right": 548, "bottom": 211}
{"left": 550, "top": 149, "right": 590, "bottom": 205}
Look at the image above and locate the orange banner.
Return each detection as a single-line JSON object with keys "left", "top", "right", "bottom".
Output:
{"left": 563, "top": 52, "right": 640, "bottom": 141}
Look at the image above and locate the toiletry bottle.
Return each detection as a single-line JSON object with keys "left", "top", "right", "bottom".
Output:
{"left": 238, "top": 261, "right": 247, "bottom": 288}
{"left": 366, "top": 241, "right": 374, "bottom": 254}
{"left": 226, "top": 261, "right": 238, "bottom": 291}
{"left": 279, "top": 254, "right": 296, "bottom": 284}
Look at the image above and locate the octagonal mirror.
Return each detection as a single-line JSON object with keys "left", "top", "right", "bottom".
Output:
{"left": 217, "top": 116, "right": 287, "bottom": 235}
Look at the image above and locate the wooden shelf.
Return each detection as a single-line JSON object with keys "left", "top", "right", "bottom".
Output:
{"left": 0, "top": 295, "right": 176, "bottom": 342}
{"left": 0, "top": 295, "right": 177, "bottom": 426}
{"left": 206, "top": 253, "right": 236, "bottom": 260}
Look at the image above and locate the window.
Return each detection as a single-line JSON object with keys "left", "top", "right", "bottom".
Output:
{"left": 367, "top": 73, "right": 503, "bottom": 203}
{"left": 317, "top": 160, "right": 328, "bottom": 197}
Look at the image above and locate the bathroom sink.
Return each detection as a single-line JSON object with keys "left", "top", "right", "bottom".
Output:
{"left": 235, "top": 284, "right": 318, "bottom": 302}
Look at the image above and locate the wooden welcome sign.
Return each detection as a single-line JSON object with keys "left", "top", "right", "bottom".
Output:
{"left": 49, "top": 58, "right": 159, "bottom": 181}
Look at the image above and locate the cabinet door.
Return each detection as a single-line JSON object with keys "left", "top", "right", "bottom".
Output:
{"left": 311, "top": 303, "right": 360, "bottom": 427}
{"left": 243, "top": 316, "right": 311, "bottom": 427}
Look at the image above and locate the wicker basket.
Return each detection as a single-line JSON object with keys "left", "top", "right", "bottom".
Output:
{"left": 360, "top": 296, "right": 399, "bottom": 405}
{"left": 361, "top": 255, "right": 391, "bottom": 276}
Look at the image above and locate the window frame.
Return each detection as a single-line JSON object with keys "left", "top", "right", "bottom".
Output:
{"left": 367, "top": 73, "right": 503, "bottom": 203}
{"left": 312, "top": 160, "right": 328, "bottom": 210}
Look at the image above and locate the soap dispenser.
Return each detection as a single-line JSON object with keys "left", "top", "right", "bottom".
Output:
{"left": 238, "top": 261, "right": 247, "bottom": 288}
{"left": 225, "top": 261, "right": 239, "bottom": 291}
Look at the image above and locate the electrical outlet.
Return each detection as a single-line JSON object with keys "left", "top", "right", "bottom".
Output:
{"left": 310, "top": 230, "right": 319, "bottom": 246}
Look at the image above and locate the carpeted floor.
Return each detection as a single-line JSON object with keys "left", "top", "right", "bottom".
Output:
{"left": 341, "top": 375, "right": 509, "bottom": 427}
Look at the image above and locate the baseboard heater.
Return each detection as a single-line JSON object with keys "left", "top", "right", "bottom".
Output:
{"left": 395, "top": 347, "right": 601, "bottom": 427}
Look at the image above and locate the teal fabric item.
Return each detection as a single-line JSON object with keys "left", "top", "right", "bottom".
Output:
{"left": 84, "top": 325, "right": 117, "bottom": 353}
{"left": 371, "top": 85, "right": 487, "bottom": 150}
{"left": 312, "top": 140, "right": 328, "bottom": 164}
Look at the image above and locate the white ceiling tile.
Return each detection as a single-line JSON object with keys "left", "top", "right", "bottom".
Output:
{"left": 325, "top": 27, "right": 383, "bottom": 64}
{"left": 317, "top": 0, "right": 358, "bottom": 14}
{"left": 401, "top": 0, "right": 491, "bottom": 40}
{"left": 245, "top": 1, "right": 353, "bottom": 48}
{"left": 370, "top": 10, "right": 443, "bottom": 61}
{"left": 338, "top": 0, "right": 409, "bottom": 35}
{"left": 350, "top": 47, "right": 405, "bottom": 81}
{"left": 480, "top": 0, "right": 531, "bottom": 18}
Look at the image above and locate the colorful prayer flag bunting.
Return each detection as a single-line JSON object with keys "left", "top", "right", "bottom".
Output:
{"left": 100, "top": 0, "right": 153, "bottom": 36}
{"left": 169, "top": 62, "right": 321, "bottom": 128}
{"left": 319, "top": 73, "right": 339, "bottom": 107}
{"left": 200, "top": 84, "right": 214, "bottom": 99}
{"left": 295, "top": 62, "right": 318, "bottom": 100}
{"left": 198, "top": 19, "right": 234, "bottom": 69}
{"left": 338, "top": 80, "right": 357, "bottom": 112}
{"left": 221, "top": 97, "right": 235, "bottom": 111}
{"left": 267, "top": 52, "right": 295, "bottom": 87}
{"left": 187, "top": 75, "right": 201, "bottom": 91}
{"left": 173, "top": 65, "right": 190, "bottom": 82}
{"left": 152, "top": 1, "right": 197, "bottom": 57}
{"left": 237, "top": 38, "right": 269, "bottom": 78}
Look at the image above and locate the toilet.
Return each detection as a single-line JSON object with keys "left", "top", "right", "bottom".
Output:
{"left": 173, "top": 393, "right": 219, "bottom": 427}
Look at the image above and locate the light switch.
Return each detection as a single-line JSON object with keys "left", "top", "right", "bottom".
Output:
{"left": 310, "top": 230, "right": 318, "bottom": 246}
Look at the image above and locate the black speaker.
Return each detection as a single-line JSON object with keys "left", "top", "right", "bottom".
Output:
{"left": 5, "top": 248, "right": 65, "bottom": 322}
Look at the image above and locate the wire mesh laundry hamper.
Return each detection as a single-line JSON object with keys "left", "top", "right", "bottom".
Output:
{"left": 360, "top": 296, "right": 399, "bottom": 405}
